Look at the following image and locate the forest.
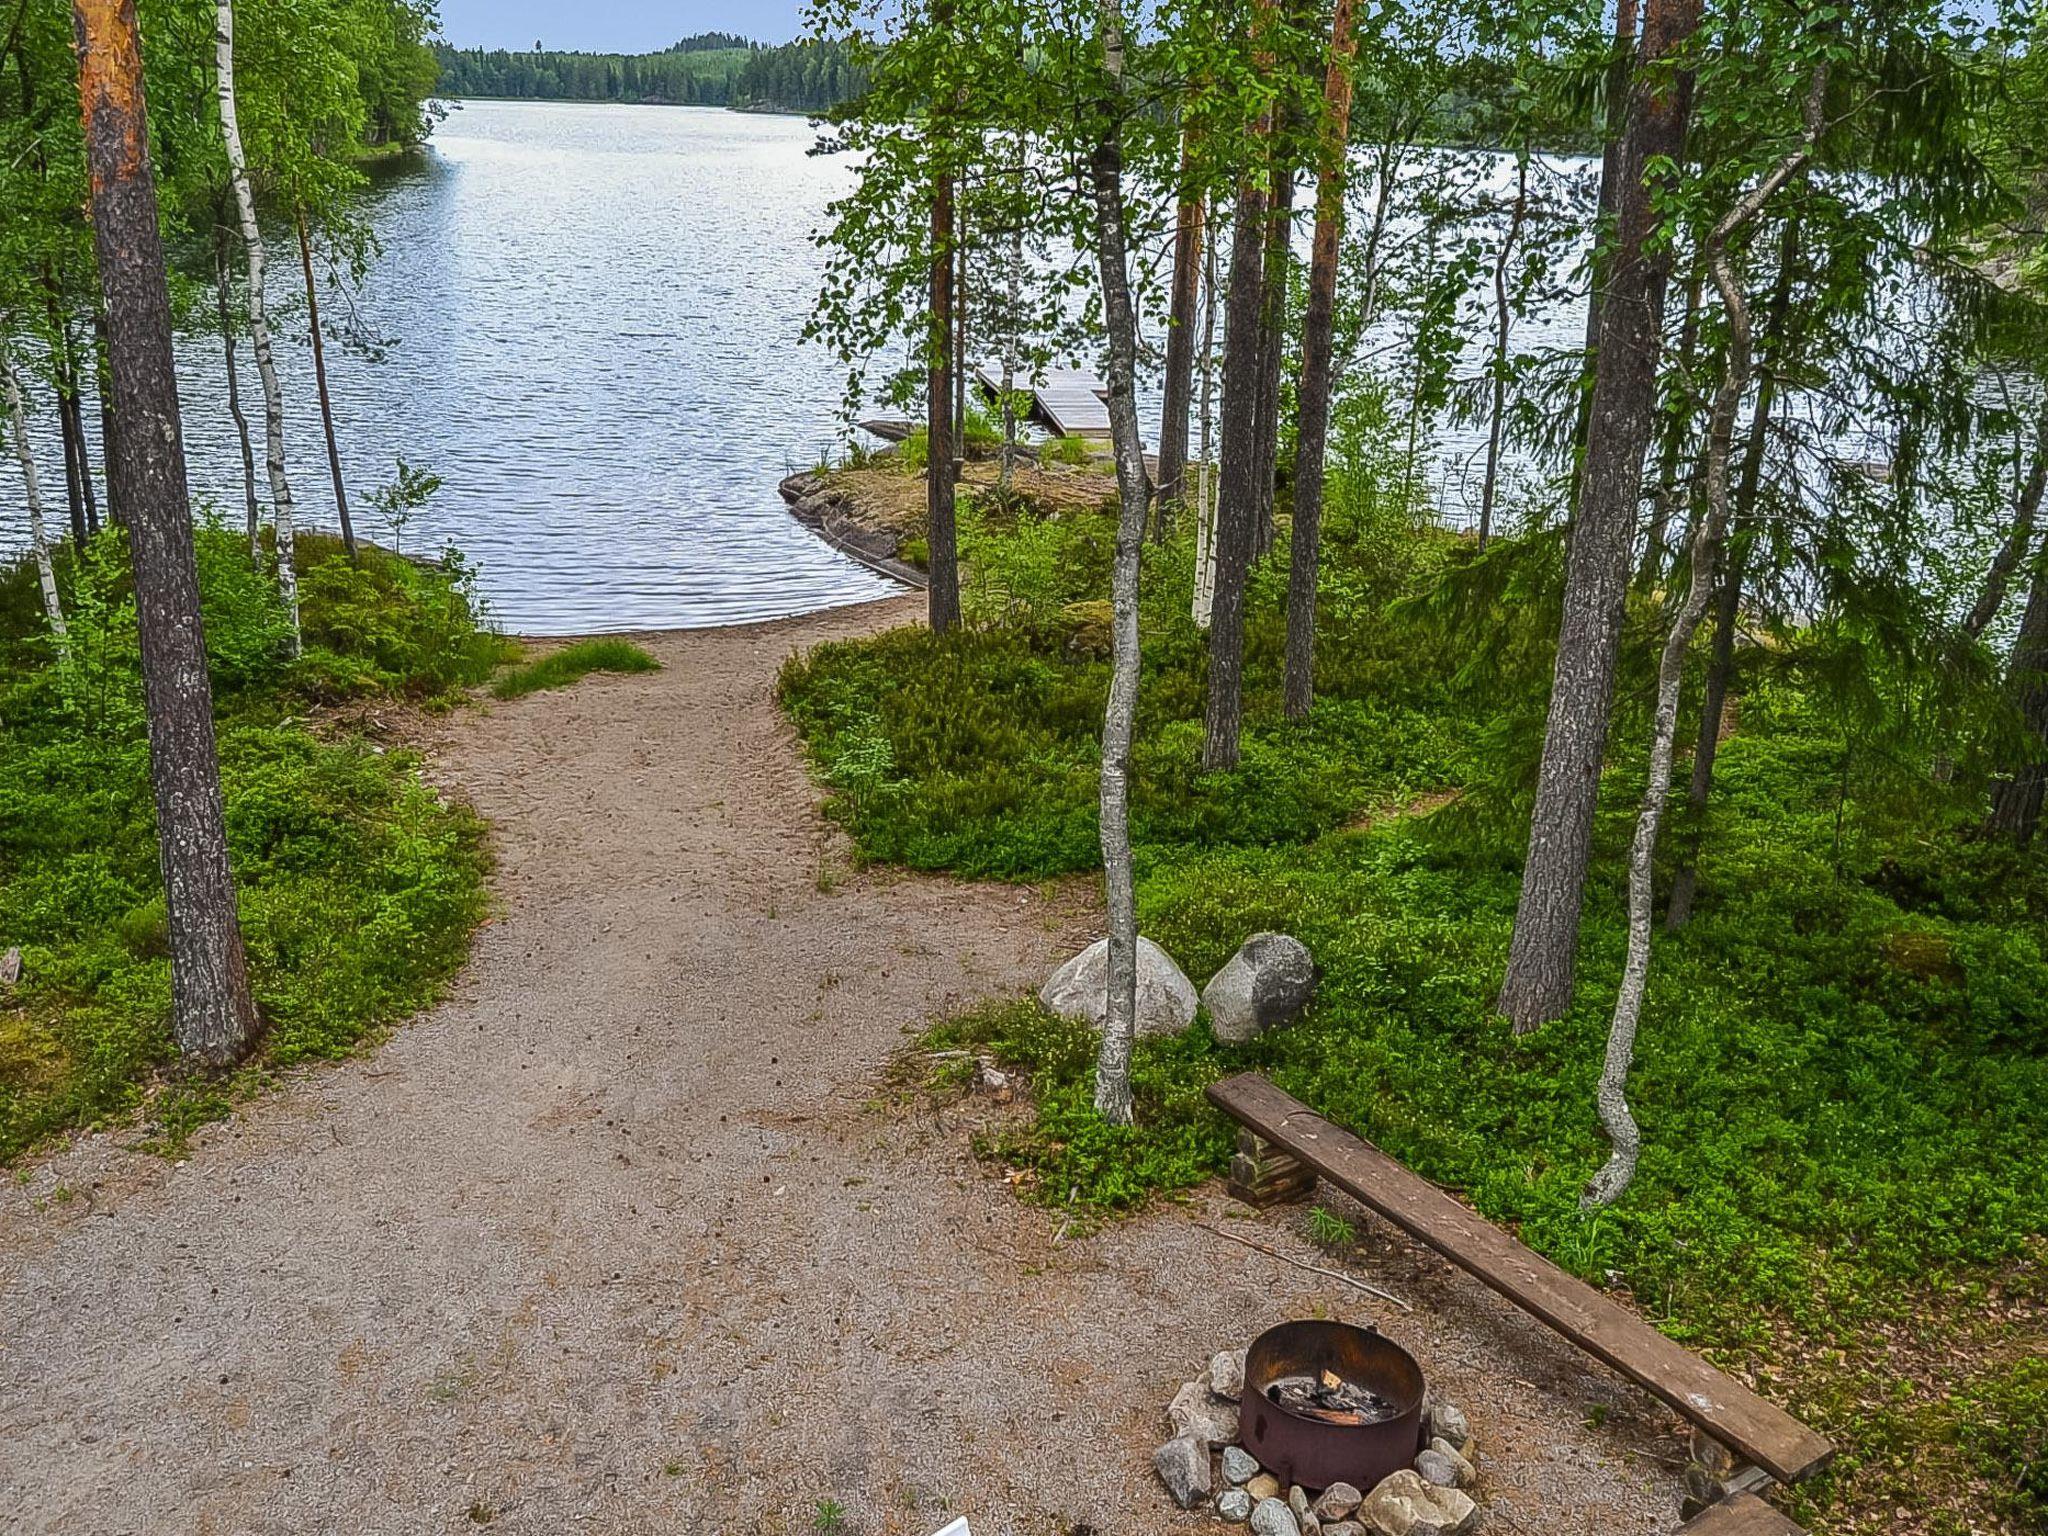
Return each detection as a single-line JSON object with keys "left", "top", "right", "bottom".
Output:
{"left": 432, "top": 33, "right": 867, "bottom": 114}
{"left": 2, "top": 0, "right": 2046, "bottom": 1530}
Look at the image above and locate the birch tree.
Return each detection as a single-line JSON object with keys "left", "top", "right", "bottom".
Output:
{"left": 215, "top": 0, "right": 301, "bottom": 650}
{"left": 1084, "top": 0, "right": 1152, "bottom": 1125}
{"left": 2, "top": 340, "right": 67, "bottom": 642}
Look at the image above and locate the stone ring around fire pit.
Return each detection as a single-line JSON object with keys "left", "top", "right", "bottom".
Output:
{"left": 1156, "top": 1320, "right": 1483, "bottom": 1536}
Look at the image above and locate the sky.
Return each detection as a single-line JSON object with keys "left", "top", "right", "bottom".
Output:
{"left": 435, "top": 1, "right": 809, "bottom": 53}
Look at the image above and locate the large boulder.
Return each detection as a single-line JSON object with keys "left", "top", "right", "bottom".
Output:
{"left": 1202, "top": 933, "right": 1317, "bottom": 1043}
{"left": 1039, "top": 937, "right": 1198, "bottom": 1037}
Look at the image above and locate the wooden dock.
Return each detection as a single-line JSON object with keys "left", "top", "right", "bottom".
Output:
{"left": 973, "top": 363, "right": 1112, "bottom": 439}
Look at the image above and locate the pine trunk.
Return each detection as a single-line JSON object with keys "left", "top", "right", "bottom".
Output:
{"left": 1281, "top": 0, "right": 1360, "bottom": 722}
{"left": 1497, "top": 0, "right": 1701, "bottom": 1031}
{"left": 1192, "top": 194, "right": 1221, "bottom": 629}
{"left": 1477, "top": 155, "right": 1531, "bottom": 552}
{"left": 1991, "top": 553, "right": 2048, "bottom": 845}
{"left": 1156, "top": 130, "right": 1205, "bottom": 527}
{"left": 1087, "top": 0, "right": 1152, "bottom": 1125}
{"left": 1569, "top": 0, "right": 1643, "bottom": 506}
{"left": 296, "top": 209, "right": 356, "bottom": 559}
{"left": 75, "top": 0, "right": 263, "bottom": 1068}
{"left": 216, "top": 0, "right": 300, "bottom": 649}
{"left": 1252, "top": 157, "right": 1293, "bottom": 557}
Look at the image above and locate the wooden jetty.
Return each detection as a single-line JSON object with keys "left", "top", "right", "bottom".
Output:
{"left": 972, "top": 362, "right": 1112, "bottom": 439}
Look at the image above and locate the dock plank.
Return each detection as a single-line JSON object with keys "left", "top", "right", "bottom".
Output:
{"left": 1204, "top": 1073, "right": 1835, "bottom": 1487}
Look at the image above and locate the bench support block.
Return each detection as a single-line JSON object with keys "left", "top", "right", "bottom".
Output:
{"left": 1227, "top": 1128, "right": 1316, "bottom": 1208}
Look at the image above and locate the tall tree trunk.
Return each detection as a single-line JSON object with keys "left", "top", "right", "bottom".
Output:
{"left": 1193, "top": 193, "right": 1221, "bottom": 630}
{"left": 214, "top": 222, "right": 261, "bottom": 555}
{"left": 1203, "top": 172, "right": 1271, "bottom": 770}
{"left": 41, "top": 275, "right": 90, "bottom": 544}
{"left": 1087, "top": 0, "right": 1152, "bottom": 1126}
{"left": 91, "top": 304, "right": 121, "bottom": 528}
{"left": 1990, "top": 547, "right": 2048, "bottom": 844}
{"left": 954, "top": 187, "right": 969, "bottom": 465}
{"left": 296, "top": 208, "right": 356, "bottom": 559}
{"left": 1569, "top": 0, "right": 1642, "bottom": 509}
{"left": 1282, "top": 0, "right": 1360, "bottom": 720}
{"left": 1156, "top": 127, "right": 1205, "bottom": 528}
{"left": 2, "top": 344, "right": 68, "bottom": 640}
{"left": 927, "top": 143, "right": 961, "bottom": 633}
{"left": 999, "top": 132, "right": 1024, "bottom": 501}
{"left": 216, "top": 0, "right": 300, "bottom": 649}
{"left": 1965, "top": 407, "right": 2048, "bottom": 642}
{"left": 1252, "top": 154, "right": 1294, "bottom": 558}
{"left": 74, "top": 0, "right": 263, "bottom": 1067}
{"left": 1495, "top": 0, "right": 1702, "bottom": 1031}
{"left": 1582, "top": 72, "right": 1825, "bottom": 1209}
{"left": 1477, "top": 154, "right": 1532, "bottom": 553}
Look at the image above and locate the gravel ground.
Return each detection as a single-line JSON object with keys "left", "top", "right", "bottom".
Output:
{"left": 0, "top": 595, "right": 1684, "bottom": 1535}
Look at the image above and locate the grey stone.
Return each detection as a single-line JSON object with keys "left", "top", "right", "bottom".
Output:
{"left": 1414, "top": 1451, "right": 1463, "bottom": 1488}
{"left": 1302, "top": 1516, "right": 1322, "bottom": 1536}
{"left": 1324, "top": 1525, "right": 1366, "bottom": 1536}
{"left": 1314, "top": 1482, "right": 1363, "bottom": 1520}
{"left": 1250, "top": 1497, "right": 1302, "bottom": 1536}
{"left": 0, "top": 946, "right": 19, "bottom": 987}
{"left": 1246, "top": 1473, "right": 1282, "bottom": 1503}
{"left": 1040, "top": 936, "right": 1198, "bottom": 1037}
{"left": 1218, "top": 1488, "right": 1256, "bottom": 1523}
{"left": 1426, "top": 1401, "right": 1471, "bottom": 1454}
{"left": 1427, "top": 1438, "right": 1475, "bottom": 1486}
{"left": 1357, "top": 1471, "right": 1479, "bottom": 1536}
{"left": 1209, "top": 1347, "right": 1248, "bottom": 1402}
{"left": 1168, "top": 1380, "right": 1240, "bottom": 1448}
{"left": 1289, "top": 1484, "right": 1312, "bottom": 1522}
{"left": 1221, "top": 1444, "right": 1261, "bottom": 1485}
{"left": 1155, "top": 1434, "right": 1211, "bottom": 1510}
{"left": 1202, "top": 932, "right": 1316, "bottom": 1043}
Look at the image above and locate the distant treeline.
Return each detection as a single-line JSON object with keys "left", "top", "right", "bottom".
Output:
{"left": 433, "top": 34, "right": 865, "bottom": 114}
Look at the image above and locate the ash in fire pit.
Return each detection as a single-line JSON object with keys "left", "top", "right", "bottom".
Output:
{"left": 1263, "top": 1368, "right": 1400, "bottom": 1426}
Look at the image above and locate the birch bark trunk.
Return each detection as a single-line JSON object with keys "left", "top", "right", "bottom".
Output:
{"left": 1193, "top": 199, "right": 1220, "bottom": 630}
{"left": 2, "top": 344, "right": 68, "bottom": 640}
{"left": 1965, "top": 408, "right": 2048, "bottom": 642}
{"left": 215, "top": 0, "right": 300, "bottom": 649}
{"left": 1087, "top": 0, "right": 1152, "bottom": 1126}
{"left": 1477, "top": 154, "right": 1530, "bottom": 552}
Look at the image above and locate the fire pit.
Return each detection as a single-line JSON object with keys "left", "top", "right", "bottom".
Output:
{"left": 1240, "top": 1319, "right": 1426, "bottom": 1493}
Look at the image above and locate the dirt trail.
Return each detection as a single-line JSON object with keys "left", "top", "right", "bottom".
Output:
{"left": 0, "top": 596, "right": 1680, "bottom": 1535}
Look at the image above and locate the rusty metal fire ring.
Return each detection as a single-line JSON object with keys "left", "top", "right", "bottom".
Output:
{"left": 1240, "top": 1319, "right": 1427, "bottom": 1493}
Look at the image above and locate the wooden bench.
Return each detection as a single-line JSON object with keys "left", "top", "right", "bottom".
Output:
{"left": 1676, "top": 1491, "right": 1806, "bottom": 1534}
{"left": 1205, "top": 1072, "right": 1835, "bottom": 1503}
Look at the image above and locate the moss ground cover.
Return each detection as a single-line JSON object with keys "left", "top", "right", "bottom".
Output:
{"left": 779, "top": 476, "right": 2048, "bottom": 1532}
{"left": 0, "top": 525, "right": 514, "bottom": 1161}
{"left": 489, "top": 637, "right": 660, "bottom": 699}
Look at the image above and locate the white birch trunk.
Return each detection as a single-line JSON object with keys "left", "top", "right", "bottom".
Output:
{"left": 215, "top": 0, "right": 300, "bottom": 652}
{"left": 1000, "top": 132, "right": 1025, "bottom": 500}
{"left": 1088, "top": 0, "right": 1151, "bottom": 1125}
{"left": 3, "top": 346, "right": 67, "bottom": 642}
{"left": 1584, "top": 71, "right": 1827, "bottom": 1209}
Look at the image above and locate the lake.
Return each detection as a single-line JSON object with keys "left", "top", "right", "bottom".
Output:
{"left": 180, "top": 101, "right": 902, "bottom": 635}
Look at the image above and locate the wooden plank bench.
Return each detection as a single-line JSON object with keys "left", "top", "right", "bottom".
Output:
{"left": 1675, "top": 1491, "right": 1806, "bottom": 1534}
{"left": 1204, "top": 1073, "right": 1835, "bottom": 1490}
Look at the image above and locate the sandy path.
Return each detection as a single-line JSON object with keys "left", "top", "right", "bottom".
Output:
{"left": 0, "top": 596, "right": 1681, "bottom": 1535}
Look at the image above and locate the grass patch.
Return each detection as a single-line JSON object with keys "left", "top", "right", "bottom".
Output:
{"left": 0, "top": 520, "right": 508, "bottom": 1162}
{"left": 490, "top": 638, "right": 660, "bottom": 699}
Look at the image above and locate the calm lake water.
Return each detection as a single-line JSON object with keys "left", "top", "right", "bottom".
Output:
{"left": 151, "top": 101, "right": 902, "bottom": 635}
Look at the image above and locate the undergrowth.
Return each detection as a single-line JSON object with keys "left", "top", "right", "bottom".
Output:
{"left": 0, "top": 521, "right": 511, "bottom": 1161}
